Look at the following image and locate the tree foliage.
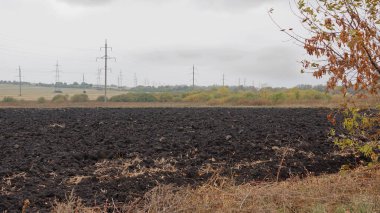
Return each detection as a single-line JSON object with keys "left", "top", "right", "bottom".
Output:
{"left": 270, "top": 0, "right": 379, "bottom": 162}
{"left": 271, "top": 0, "right": 380, "bottom": 96}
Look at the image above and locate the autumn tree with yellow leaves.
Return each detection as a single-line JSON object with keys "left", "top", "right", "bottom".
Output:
{"left": 270, "top": 0, "right": 379, "bottom": 162}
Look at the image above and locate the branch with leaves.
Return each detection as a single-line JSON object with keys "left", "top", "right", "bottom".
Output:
{"left": 270, "top": 0, "right": 380, "bottom": 163}
{"left": 270, "top": 0, "right": 380, "bottom": 96}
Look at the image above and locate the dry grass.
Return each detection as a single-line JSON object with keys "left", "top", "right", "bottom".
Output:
{"left": 66, "top": 176, "right": 91, "bottom": 185}
{"left": 51, "top": 165, "right": 380, "bottom": 213}
{"left": 1, "top": 172, "right": 27, "bottom": 196}
{"left": 0, "top": 98, "right": 377, "bottom": 109}
{"left": 0, "top": 84, "right": 126, "bottom": 101}
{"left": 0, "top": 101, "right": 210, "bottom": 109}
{"left": 94, "top": 157, "right": 178, "bottom": 182}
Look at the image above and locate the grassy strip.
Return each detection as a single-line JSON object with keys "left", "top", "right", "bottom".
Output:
{"left": 52, "top": 165, "right": 380, "bottom": 213}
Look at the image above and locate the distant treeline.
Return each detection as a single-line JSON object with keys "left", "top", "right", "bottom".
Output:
{"left": 104, "top": 87, "right": 336, "bottom": 105}
{"left": 2, "top": 87, "right": 337, "bottom": 105}
{"left": 0, "top": 80, "right": 336, "bottom": 93}
{"left": 2, "top": 80, "right": 350, "bottom": 105}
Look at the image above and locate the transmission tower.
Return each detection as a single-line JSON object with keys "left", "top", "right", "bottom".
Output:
{"left": 96, "top": 68, "right": 101, "bottom": 88}
{"left": 17, "top": 66, "right": 22, "bottom": 96}
{"left": 192, "top": 65, "right": 195, "bottom": 89}
{"left": 134, "top": 73, "right": 138, "bottom": 87}
{"left": 118, "top": 70, "right": 123, "bottom": 89}
{"left": 97, "top": 39, "right": 116, "bottom": 102}
{"left": 54, "top": 61, "right": 62, "bottom": 93}
{"left": 222, "top": 73, "right": 225, "bottom": 87}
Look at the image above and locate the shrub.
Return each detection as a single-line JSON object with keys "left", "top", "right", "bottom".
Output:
{"left": 295, "top": 91, "right": 300, "bottom": 100}
{"left": 213, "top": 87, "right": 230, "bottom": 99}
{"left": 225, "top": 96, "right": 241, "bottom": 104}
{"left": 110, "top": 94, "right": 133, "bottom": 102}
{"left": 70, "top": 94, "right": 89, "bottom": 102}
{"left": 52, "top": 94, "right": 68, "bottom": 103}
{"left": 96, "top": 96, "right": 106, "bottom": 102}
{"left": 37, "top": 97, "right": 46, "bottom": 104}
{"left": 158, "top": 93, "right": 174, "bottom": 102}
{"left": 241, "top": 92, "right": 259, "bottom": 100}
{"left": 134, "top": 93, "right": 158, "bottom": 102}
{"left": 331, "top": 107, "right": 380, "bottom": 162}
{"left": 2, "top": 97, "right": 17, "bottom": 102}
{"left": 183, "top": 93, "right": 211, "bottom": 102}
{"left": 109, "top": 93, "right": 158, "bottom": 102}
{"left": 270, "top": 93, "right": 286, "bottom": 103}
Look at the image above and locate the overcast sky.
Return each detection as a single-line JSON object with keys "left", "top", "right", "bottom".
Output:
{"left": 0, "top": 0, "right": 326, "bottom": 87}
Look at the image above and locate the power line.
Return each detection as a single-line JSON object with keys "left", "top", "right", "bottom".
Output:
{"left": 97, "top": 39, "right": 116, "bottom": 102}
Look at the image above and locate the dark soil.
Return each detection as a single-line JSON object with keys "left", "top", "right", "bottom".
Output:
{"left": 0, "top": 108, "right": 355, "bottom": 212}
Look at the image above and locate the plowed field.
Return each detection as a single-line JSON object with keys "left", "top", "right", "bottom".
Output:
{"left": 0, "top": 108, "right": 354, "bottom": 212}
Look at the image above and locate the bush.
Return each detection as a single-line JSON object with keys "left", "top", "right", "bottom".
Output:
{"left": 158, "top": 93, "right": 174, "bottom": 102}
{"left": 183, "top": 92, "right": 211, "bottom": 102}
{"left": 52, "top": 94, "right": 68, "bottom": 103}
{"left": 70, "top": 94, "right": 89, "bottom": 102}
{"left": 96, "top": 96, "right": 106, "bottom": 102}
{"left": 37, "top": 97, "right": 46, "bottom": 104}
{"left": 110, "top": 93, "right": 158, "bottom": 102}
{"left": 241, "top": 92, "right": 260, "bottom": 100}
{"left": 331, "top": 107, "right": 380, "bottom": 162}
{"left": 295, "top": 91, "right": 300, "bottom": 100}
{"left": 2, "top": 97, "right": 17, "bottom": 102}
{"left": 134, "top": 93, "right": 158, "bottom": 102}
{"left": 109, "top": 94, "right": 133, "bottom": 102}
{"left": 213, "top": 87, "right": 230, "bottom": 99}
{"left": 270, "top": 93, "right": 286, "bottom": 103}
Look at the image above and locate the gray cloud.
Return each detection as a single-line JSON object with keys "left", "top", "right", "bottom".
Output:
{"left": 58, "top": 0, "right": 277, "bottom": 9}
{"left": 134, "top": 48, "right": 251, "bottom": 65}
{"left": 195, "top": 0, "right": 278, "bottom": 10}
{"left": 58, "top": 0, "right": 115, "bottom": 6}
{"left": 127, "top": 46, "right": 305, "bottom": 87}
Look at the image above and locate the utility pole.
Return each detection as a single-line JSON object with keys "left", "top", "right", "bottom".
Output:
{"left": 18, "top": 66, "right": 22, "bottom": 96}
{"left": 97, "top": 39, "right": 116, "bottom": 102}
{"left": 238, "top": 78, "right": 241, "bottom": 87}
{"left": 82, "top": 73, "right": 86, "bottom": 93}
